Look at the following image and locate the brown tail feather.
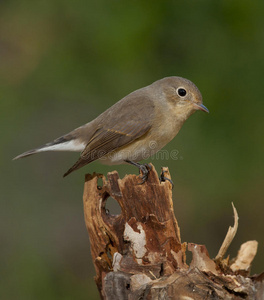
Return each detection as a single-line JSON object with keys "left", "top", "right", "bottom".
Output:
{"left": 63, "top": 158, "right": 91, "bottom": 177}
{"left": 13, "top": 137, "right": 72, "bottom": 160}
{"left": 13, "top": 149, "right": 40, "bottom": 160}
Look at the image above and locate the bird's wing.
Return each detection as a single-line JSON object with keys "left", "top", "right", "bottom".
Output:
{"left": 63, "top": 96, "right": 154, "bottom": 177}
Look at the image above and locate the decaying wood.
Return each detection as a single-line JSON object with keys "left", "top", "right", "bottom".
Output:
{"left": 83, "top": 165, "right": 264, "bottom": 299}
{"left": 230, "top": 241, "right": 258, "bottom": 273}
{"left": 215, "top": 202, "right": 239, "bottom": 261}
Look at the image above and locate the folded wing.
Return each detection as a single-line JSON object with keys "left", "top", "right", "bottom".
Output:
{"left": 63, "top": 95, "right": 154, "bottom": 176}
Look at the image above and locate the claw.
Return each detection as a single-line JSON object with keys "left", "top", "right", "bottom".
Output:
{"left": 146, "top": 163, "right": 152, "bottom": 171}
{"left": 138, "top": 173, "right": 149, "bottom": 184}
{"left": 124, "top": 160, "right": 152, "bottom": 184}
{"left": 138, "top": 164, "right": 151, "bottom": 184}
{"left": 159, "top": 169, "right": 174, "bottom": 188}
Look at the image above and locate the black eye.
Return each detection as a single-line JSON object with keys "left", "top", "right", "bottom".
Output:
{"left": 177, "top": 88, "right": 187, "bottom": 97}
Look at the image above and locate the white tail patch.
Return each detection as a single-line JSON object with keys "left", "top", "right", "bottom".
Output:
{"left": 40, "top": 140, "right": 86, "bottom": 152}
{"left": 13, "top": 139, "right": 86, "bottom": 160}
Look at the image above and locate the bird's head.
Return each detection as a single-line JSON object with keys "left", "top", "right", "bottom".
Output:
{"left": 154, "top": 76, "right": 209, "bottom": 120}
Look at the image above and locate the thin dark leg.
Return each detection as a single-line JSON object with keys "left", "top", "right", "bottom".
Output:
{"left": 124, "top": 160, "right": 152, "bottom": 184}
{"left": 159, "top": 169, "right": 174, "bottom": 188}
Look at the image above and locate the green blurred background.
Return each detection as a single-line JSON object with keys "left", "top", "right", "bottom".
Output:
{"left": 1, "top": 1, "right": 264, "bottom": 299}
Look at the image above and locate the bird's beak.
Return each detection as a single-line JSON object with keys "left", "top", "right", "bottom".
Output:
{"left": 194, "top": 103, "right": 209, "bottom": 113}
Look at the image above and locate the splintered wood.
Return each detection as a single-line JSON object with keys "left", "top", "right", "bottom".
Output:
{"left": 83, "top": 165, "right": 263, "bottom": 299}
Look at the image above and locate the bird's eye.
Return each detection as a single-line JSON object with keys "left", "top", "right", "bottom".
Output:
{"left": 177, "top": 88, "right": 187, "bottom": 97}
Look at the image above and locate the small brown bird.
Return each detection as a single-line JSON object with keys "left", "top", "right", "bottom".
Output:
{"left": 14, "top": 76, "right": 208, "bottom": 181}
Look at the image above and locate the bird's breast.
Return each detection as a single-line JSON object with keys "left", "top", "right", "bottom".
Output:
{"left": 100, "top": 111, "right": 185, "bottom": 165}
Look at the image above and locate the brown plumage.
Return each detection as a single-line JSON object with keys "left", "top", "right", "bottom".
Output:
{"left": 13, "top": 76, "right": 209, "bottom": 177}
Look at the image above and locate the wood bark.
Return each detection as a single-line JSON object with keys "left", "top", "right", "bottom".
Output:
{"left": 82, "top": 165, "right": 263, "bottom": 299}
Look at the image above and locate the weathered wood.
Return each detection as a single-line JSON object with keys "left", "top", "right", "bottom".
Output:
{"left": 83, "top": 165, "right": 264, "bottom": 299}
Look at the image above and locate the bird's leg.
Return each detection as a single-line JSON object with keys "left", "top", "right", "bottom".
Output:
{"left": 159, "top": 169, "right": 174, "bottom": 188}
{"left": 124, "top": 160, "right": 152, "bottom": 184}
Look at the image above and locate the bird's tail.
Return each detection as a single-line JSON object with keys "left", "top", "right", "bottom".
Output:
{"left": 63, "top": 157, "right": 90, "bottom": 177}
{"left": 13, "top": 136, "right": 85, "bottom": 160}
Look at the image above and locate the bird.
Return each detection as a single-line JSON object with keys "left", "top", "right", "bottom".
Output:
{"left": 13, "top": 76, "right": 209, "bottom": 181}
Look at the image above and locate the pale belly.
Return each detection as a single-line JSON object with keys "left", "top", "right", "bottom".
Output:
{"left": 99, "top": 121, "right": 182, "bottom": 165}
{"left": 97, "top": 100, "right": 193, "bottom": 165}
{"left": 99, "top": 139, "right": 161, "bottom": 165}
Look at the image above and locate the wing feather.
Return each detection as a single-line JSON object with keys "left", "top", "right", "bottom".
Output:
{"left": 63, "top": 93, "right": 154, "bottom": 177}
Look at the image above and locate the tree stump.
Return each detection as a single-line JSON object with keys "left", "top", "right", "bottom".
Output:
{"left": 83, "top": 165, "right": 264, "bottom": 299}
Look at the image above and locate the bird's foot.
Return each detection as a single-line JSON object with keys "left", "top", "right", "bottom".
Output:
{"left": 159, "top": 168, "right": 174, "bottom": 188}
{"left": 125, "top": 160, "right": 152, "bottom": 184}
{"left": 138, "top": 163, "right": 152, "bottom": 184}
